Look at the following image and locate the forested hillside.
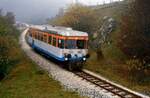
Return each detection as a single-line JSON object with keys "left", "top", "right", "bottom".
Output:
{"left": 48, "top": 0, "right": 150, "bottom": 95}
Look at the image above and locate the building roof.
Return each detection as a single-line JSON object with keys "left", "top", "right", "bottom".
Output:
{"left": 30, "top": 25, "right": 88, "bottom": 37}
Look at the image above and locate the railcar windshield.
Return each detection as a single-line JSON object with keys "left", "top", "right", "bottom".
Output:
{"left": 65, "top": 40, "right": 76, "bottom": 49}
{"left": 65, "top": 40, "right": 87, "bottom": 49}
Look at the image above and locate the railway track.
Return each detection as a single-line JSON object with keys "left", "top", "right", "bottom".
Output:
{"left": 22, "top": 29, "right": 148, "bottom": 98}
{"left": 74, "top": 71, "right": 142, "bottom": 98}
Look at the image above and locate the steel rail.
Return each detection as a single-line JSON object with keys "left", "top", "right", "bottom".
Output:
{"left": 74, "top": 71, "right": 142, "bottom": 98}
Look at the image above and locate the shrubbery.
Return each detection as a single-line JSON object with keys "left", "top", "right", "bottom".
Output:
{"left": 118, "top": 0, "right": 150, "bottom": 62}
{"left": 49, "top": 2, "right": 150, "bottom": 82}
{"left": 117, "top": 0, "right": 150, "bottom": 81}
{"left": 0, "top": 10, "right": 20, "bottom": 80}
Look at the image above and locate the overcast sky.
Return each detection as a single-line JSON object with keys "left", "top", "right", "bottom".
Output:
{"left": 0, "top": 0, "right": 122, "bottom": 24}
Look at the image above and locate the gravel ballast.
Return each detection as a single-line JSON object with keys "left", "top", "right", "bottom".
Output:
{"left": 20, "top": 29, "right": 121, "bottom": 98}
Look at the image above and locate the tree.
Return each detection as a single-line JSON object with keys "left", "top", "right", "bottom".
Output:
{"left": 0, "top": 9, "right": 3, "bottom": 16}
{"left": 0, "top": 11, "right": 17, "bottom": 36}
{"left": 52, "top": 4, "right": 99, "bottom": 33}
{"left": 0, "top": 11, "right": 18, "bottom": 79}
{"left": 118, "top": 0, "right": 150, "bottom": 65}
{"left": 5, "top": 12, "right": 15, "bottom": 24}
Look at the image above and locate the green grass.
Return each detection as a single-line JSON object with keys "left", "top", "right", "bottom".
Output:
{"left": 0, "top": 24, "right": 86, "bottom": 98}
{"left": 85, "top": 50, "right": 150, "bottom": 96}
{"left": 101, "top": 43, "right": 127, "bottom": 64}
{"left": 86, "top": 2, "right": 150, "bottom": 96}
{"left": 0, "top": 53, "right": 86, "bottom": 98}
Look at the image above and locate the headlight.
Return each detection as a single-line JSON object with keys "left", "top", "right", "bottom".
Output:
{"left": 83, "top": 57, "right": 86, "bottom": 61}
{"left": 65, "top": 57, "right": 68, "bottom": 61}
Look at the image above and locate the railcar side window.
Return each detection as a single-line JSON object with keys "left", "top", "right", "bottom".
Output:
{"left": 53, "top": 37, "right": 56, "bottom": 46}
{"left": 41, "top": 33, "right": 44, "bottom": 41}
{"left": 34, "top": 32, "right": 36, "bottom": 39}
{"left": 29, "top": 32, "right": 32, "bottom": 37}
{"left": 35, "top": 32, "right": 38, "bottom": 39}
{"left": 58, "top": 39, "right": 65, "bottom": 49}
{"left": 49, "top": 36, "right": 52, "bottom": 44}
{"left": 43, "top": 34, "right": 47, "bottom": 42}
{"left": 33, "top": 32, "right": 35, "bottom": 38}
{"left": 38, "top": 32, "right": 40, "bottom": 40}
{"left": 77, "top": 40, "right": 85, "bottom": 49}
{"left": 39, "top": 33, "right": 41, "bottom": 41}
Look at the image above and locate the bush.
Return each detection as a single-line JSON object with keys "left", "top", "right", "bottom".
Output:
{"left": 117, "top": 0, "right": 150, "bottom": 60}
{"left": 0, "top": 10, "right": 20, "bottom": 80}
{"left": 0, "top": 36, "right": 21, "bottom": 79}
{"left": 116, "top": 0, "right": 150, "bottom": 82}
{"left": 126, "top": 59, "right": 150, "bottom": 83}
{"left": 102, "top": 43, "right": 127, "bottom": 63}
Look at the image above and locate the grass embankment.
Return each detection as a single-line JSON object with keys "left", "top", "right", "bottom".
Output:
{"left": 0, "top": 48, "right": 85, "bottom": 98}
{"left": 86, "top": 49, "right": 150, "bottom": 96}
{"left": 85, "top": 2, "right": 150, "bottom": 96}
{"left": 0, "top": 12, "right": 85, "bottom": 97}
{"left": 49, "top": 1, "right": 150, "bottom": 96}
{"left": 0, "top": 11, "right": 86, "bottom": 97}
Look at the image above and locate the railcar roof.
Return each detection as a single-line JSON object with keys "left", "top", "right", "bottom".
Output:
{"left": 30, "top": 25, "right": 88, "bottom": 37}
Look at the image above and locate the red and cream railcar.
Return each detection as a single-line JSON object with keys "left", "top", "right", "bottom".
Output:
{"left": 26, "top": 25, "right": 89, "bottom": 70}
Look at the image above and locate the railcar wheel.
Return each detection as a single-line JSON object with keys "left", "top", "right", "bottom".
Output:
{"left": 76, "top": 61, "right": 84, "bottom": 71}
{"left": 67, "top": 61, "right": 85, "bottom": 71}
{"left": 68, "top": 65, "right": 73, "bottom": 71}
{"left": 68, "top": 62, "right": 74, "bottom": 71}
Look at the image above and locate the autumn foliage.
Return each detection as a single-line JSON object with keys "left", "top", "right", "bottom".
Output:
{"left": 118, "top": 0, "right": 150, "bottom": 62}
{"left": 0, "top": 10, "right": 20, "bottom": 79}
{"left": 52, "top": 4, "right": 99, "bottom": 33}
{"left": 116, "top": 0, "right": 150, "bottom": 81}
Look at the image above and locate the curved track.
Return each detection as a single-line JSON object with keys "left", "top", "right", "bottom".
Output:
{"left": 21, "top": 28, "right": 149, "bottom": 98}
{"left": 74, "top": 71, "right": 144, "bottom": 98}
